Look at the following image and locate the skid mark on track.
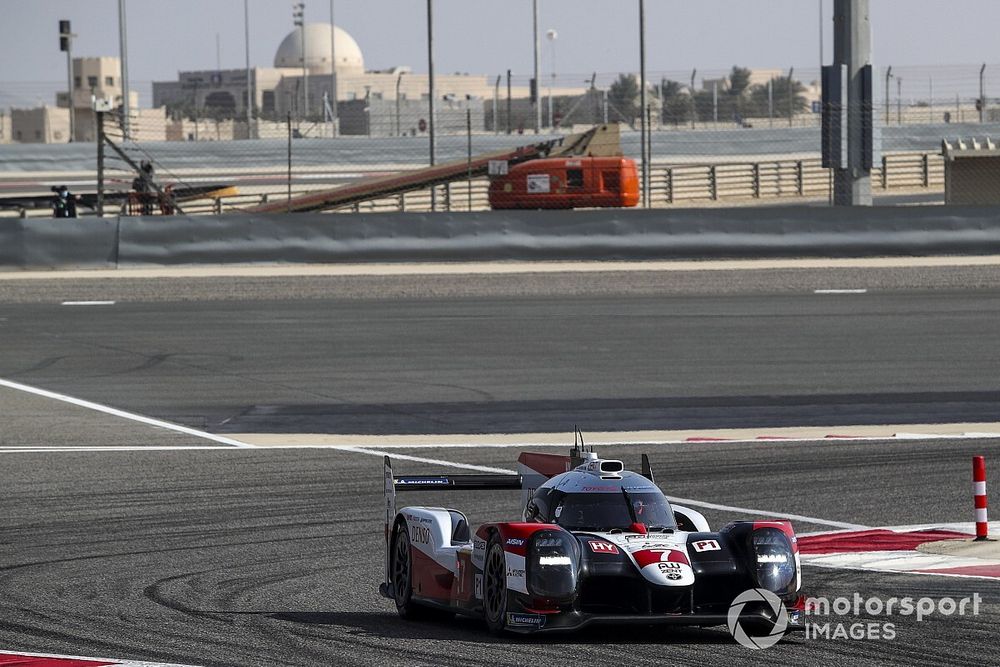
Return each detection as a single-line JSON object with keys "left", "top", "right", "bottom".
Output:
{"left": 0, "top": 377, "right": 255, "bottom": 449}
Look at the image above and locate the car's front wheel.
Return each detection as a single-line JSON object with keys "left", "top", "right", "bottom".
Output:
{"left": 482, "top": 534, "right": 509, "bottom": 634}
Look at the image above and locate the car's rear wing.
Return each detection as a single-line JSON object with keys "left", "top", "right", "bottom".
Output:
{"left": 382, "top": 456, "right": 523, "bottom": 591}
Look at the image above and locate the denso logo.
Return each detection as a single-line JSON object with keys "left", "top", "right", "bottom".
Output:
{"left": 506, "top": 537, "right": 526, "bottom": 547}
{"left": 410, "top": 524, "right": 431, "bottom": 545}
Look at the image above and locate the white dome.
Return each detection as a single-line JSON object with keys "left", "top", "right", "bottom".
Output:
{"left": 274, "top": 23, "right": 364, "bottom": 74}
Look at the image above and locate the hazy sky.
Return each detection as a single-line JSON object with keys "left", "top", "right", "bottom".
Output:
{"left": 3, "top": 0, "right": 1000, "bottom": 106}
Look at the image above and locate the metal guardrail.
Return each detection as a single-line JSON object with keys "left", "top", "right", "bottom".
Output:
{"left": 1, "top": 152, "right": 946, "bottom": 218}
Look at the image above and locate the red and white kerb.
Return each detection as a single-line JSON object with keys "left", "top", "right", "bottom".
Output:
{"left": 974, "top": 456, "right": 988, "bottom": 541}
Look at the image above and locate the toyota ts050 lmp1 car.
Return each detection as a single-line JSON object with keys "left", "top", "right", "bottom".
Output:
{"left": 379, "top": 440, "right": 804, "bottom": 634}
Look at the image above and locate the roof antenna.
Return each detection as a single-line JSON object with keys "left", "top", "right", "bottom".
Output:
{"left": 571, "top": 426, "right": 586, "bottom": 468}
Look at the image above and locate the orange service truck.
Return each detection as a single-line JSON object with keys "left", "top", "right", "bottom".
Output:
{"left": 488, "top": 156, "right": 640, "bottom": 209}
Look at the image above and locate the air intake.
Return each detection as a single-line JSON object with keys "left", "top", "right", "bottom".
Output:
{"left": 599, "top": 460, "right": 624, "bottom": 473}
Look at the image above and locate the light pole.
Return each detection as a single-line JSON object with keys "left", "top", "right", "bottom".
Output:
{"left": 768, "top": 78, "right": 773, "bottom": 127}
{"left": 638, "top": 0, "right": 648, "bottom": 207}
{"left": 787, "top": 66, "right": 794, "bottom": 127}
{"left": 426, "top": 0, "right": 436, "bottom": 211}
{"left": 493, "top": 74, "right": 501, "bottom": 134}
{"left": 395, "top": 70, "right": 405, "bottom": 136}
{"left": 884, "top": 65, "right": 892, "bottom": 125}
{"left": 532, "top": 0, "right": 541, "bottom": 133}
{"left": 819, "top": 0, "right": 824, "bottom": 69}
{"left": 293, "top": 3, "right": 307, "bottom": 121}
{"left": 244, "top": 0, "right": 253, "bottom": 138}
{"left": 980, "top": 63, "right": 987, "bottom": 123}
{"left": 117, "top": 0, "right": 130, "bottom": 139}
{"left": 329, "top": 0, "right": 338, "bottom": 136}
{"left": 689, "top": 68, "right": 696, "bottom": 129}
{"left": 59, "top": 20, "right": 75, "bottom": 142}
{"left": 546, "top": 28, "right": 557, "bottom": 129}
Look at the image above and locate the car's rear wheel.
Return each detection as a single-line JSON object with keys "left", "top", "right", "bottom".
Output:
{"left": 391, "top": 521, "right": 453, "bottom": 622}
{"left": 483, "top": 534, "right": 509, "bottom": 634}
{"left": 391, "top": 522, "right": 429, "bottom": 620}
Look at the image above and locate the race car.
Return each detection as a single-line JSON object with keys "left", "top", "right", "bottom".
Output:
{"left": 379, "top": 438, "right": 804, "bottom": 634}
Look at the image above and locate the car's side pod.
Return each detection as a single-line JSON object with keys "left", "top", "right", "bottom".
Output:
{"left": 380, "top": 455, "right": 523, "bottom": 598}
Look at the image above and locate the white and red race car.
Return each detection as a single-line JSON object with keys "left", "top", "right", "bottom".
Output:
{"left": 380, "top": 442, "right": 804, "bottom": 634}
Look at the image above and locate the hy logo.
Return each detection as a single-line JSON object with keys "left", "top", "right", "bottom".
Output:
{"left": 727, "top": 588, "right": 788, "bottom": 650}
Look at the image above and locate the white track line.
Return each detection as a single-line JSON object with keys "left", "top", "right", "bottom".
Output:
{"left": 0, "top": 446, "right": 238, "bottom": 453}
{"left": 663, "top": 494, "right": 867, "bottom": 530}
{"left": 335, "top": 445, "right": 515, "bottom": 474}
{"left": 338, "top": 446, "right": 865, "bottom": 530}
{"left": 0, "top": 436, "right": 867, "bottom": 529}
{"left": 0, "top": 377, "right": 254, "bottom": 448}
{"left": 61, "top": 300, "right": 116, "bottom": 306}
{"left": 813, "top": 289, "right": 868, "bottom": 294}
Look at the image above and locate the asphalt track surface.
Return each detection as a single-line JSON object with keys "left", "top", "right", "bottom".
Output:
{"left": 2, "top": 262, "right": 1000, "bottom": 666}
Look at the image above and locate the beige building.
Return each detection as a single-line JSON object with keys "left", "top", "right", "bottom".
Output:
{"left": 153, "top": 22, "right": 544, "bottom": 130}
{"left": 0, "top": 112, "right": 10, "bottom": 144}
{"left": 11, "top": 106, "right": 70, "bottom": 143}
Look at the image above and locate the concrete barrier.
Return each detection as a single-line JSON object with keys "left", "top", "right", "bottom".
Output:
{"left": 4, "top": 206, "right": 1000, "bottom": 269}
{"left": 0, "top": 216, "right": 118, "bottom": 269}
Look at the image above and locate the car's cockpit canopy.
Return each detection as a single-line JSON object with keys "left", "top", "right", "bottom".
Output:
{"left": 524, "top": 465, "right": 677, "bottom": 533}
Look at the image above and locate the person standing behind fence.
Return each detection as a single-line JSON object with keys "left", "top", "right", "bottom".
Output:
{"left": 50, "top": 185, "right": 77, "bottom": 218}
{"left": 132, "top": 161, "right": 156, "bottom": 215}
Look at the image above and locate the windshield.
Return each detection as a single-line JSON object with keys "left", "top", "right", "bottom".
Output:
{"left": 550, "top": 491, "right": 677, "bottom": 532}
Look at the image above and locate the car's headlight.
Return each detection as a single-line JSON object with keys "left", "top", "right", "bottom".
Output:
{"left": 527, "top": 530, "right": 578, "bottom": 599}
{"left": 751, "top": 528, "right": 796, "bottom": 594}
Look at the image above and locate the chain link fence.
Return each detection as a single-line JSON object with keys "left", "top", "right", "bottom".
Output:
{"left": 5, "top": 53, "right": 1000, "bottom": 216}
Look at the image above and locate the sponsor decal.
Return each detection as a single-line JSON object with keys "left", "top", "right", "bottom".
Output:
{"left": 506, "top": 537, "right": 526, "bottom": 547}
{"left": 410, "top": 524, "right": 431, "bottom": 545}
{"left": 507, "top": 567, "right": 526, "bottom": 578}
{"left": 474, "top": 574, "right": 483, "bottom": 600}
{"left": 657, "top": 561, "right": 683, "bottom": 571}
{"left": 692, "top": 539, "right": 721, "bottom": 552}
{"left": 507, "top": 612, "right": 546, "bottom": 627}
{"left": 664, "top": 571, "right": 683, "bottom": 580}
{"left": 526, "top": 174, "right": 551, "bottom": 194}
{"left": 396, "top": 477, "right": 450, "bottom": 486}
{"left": 758, "top": 553, "right": 788, "bottom": 563}
{"left": 588, "top": 540, "right": 620, "bottom": 555}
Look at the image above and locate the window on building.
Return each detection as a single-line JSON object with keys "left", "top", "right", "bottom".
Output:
{"left": 74, "top": 76, "right": 82, "bottom": 89}
{"left": 87, "top": 76, "right": 98, "bottom": 88}
{"left": 105, "top": 76, "right": 114, "bottom": 87}
{"left": 35, "top": 130, "right": 42, "bottom": 140}
{"left": 566, "top": 169, "right": 584, "bottom": 188}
